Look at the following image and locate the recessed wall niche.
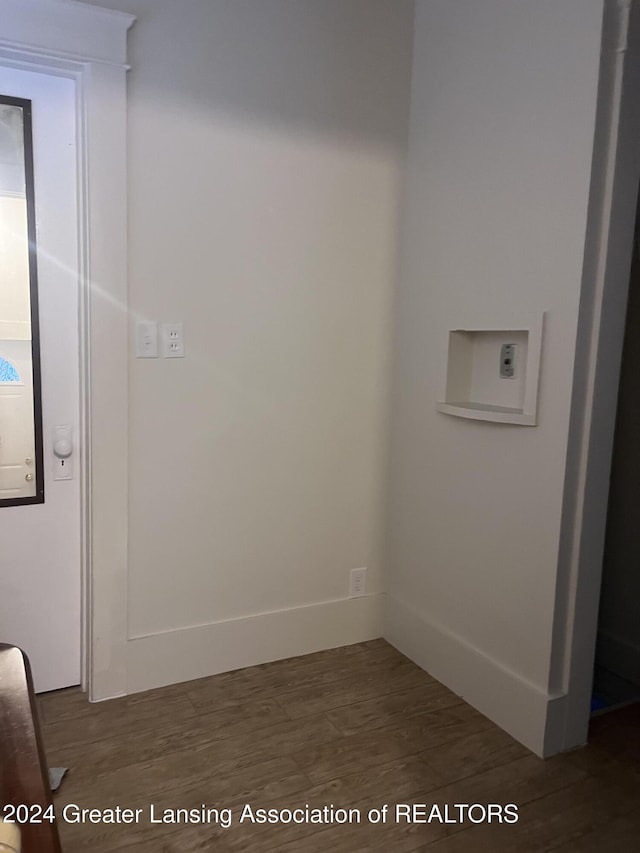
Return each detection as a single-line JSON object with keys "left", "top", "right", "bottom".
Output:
{"left": 437, "top": 315, "right": 544, "bottom": 425}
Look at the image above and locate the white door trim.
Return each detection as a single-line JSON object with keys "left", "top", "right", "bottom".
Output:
{"left": 0, "top": 0, "right": 134, "bottom": 700}
{"left": 546, "top": 0, "right": 640, "bottom": 754}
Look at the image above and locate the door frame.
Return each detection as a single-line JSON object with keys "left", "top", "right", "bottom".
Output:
{"left": 546, "top": 0, "right": 640, "bottom": 753}
{"left": 0, "top": 0, "right": 135, "bottom": 701}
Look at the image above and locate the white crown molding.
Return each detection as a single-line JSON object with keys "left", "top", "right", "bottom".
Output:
{"left": 0, "top": 0, "right": 135, "bottom": 68}
{"left": 54, "top": 0, "right": 136, "bottom": 25}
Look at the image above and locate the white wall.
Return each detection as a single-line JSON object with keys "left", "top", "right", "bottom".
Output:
{"left": 81, "top": 0, "right": 414, "bottom": 689}
{"left": 386, "top": 0, "right": 606, "bottom": 755}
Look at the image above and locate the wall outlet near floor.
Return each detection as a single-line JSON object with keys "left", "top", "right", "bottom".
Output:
{"left": 350, "top": 567, "right": 367, "bottom": 598}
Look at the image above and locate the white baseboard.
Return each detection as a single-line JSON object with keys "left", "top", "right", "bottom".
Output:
{"left": 597, "top": 629, "right": 640, "bottom": 685}
{"left": 125, "top": 592, "right": 571, "bottom": 757}
{"left": 126, "top": 594, "right": 384, "bottom": 694}
{"left": 384, "top": 595, "right": 563, "bottom": 757}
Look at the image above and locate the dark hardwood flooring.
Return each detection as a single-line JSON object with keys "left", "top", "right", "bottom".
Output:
{"left": 37, "top": 640, "right": 640, "bottom": 852}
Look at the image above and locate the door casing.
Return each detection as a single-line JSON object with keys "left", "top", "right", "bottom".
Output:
{"left": 0, "top": 0, "right": 135, "bottom": 701}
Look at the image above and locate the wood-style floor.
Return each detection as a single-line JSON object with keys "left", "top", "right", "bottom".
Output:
{"left": 37, "top": 640, "right": 640, "bottom": 852}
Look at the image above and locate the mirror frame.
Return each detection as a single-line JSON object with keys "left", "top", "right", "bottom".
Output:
{"left": 0, "top": 94, "right": 44, "bottom": 506}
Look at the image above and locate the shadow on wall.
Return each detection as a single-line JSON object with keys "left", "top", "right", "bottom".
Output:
{"left": 93, "top": 0, "right": 415, "bottom": 152}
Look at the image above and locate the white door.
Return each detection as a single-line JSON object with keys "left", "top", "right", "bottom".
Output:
{"left": 0, "top": 67, "right": 81, "bottom": 693}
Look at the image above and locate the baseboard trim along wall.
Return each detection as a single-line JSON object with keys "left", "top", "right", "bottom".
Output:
{"left": 384, "top": 595, "right": 565, "bottom": 757}
{"left": 126, "top": 594, "right": 384, "bottom": 694}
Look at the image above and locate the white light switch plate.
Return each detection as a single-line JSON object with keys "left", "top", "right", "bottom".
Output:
{"left": 135, "top": 321, "right": 158, "bottom": 358}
